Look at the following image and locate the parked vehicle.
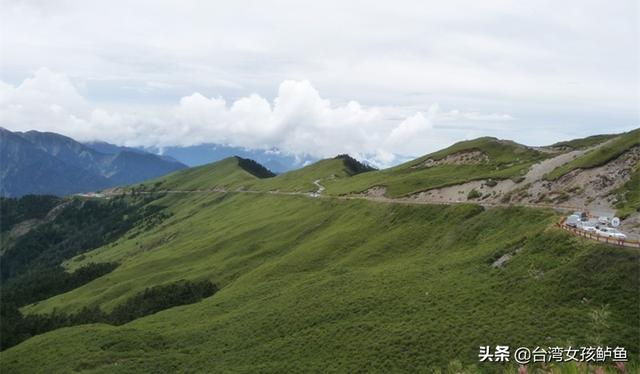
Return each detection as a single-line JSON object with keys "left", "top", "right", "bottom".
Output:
{"left": 596, "top": 227, "right": 626, "bottom": 240}
{"left": 572, "top": 211, "right": 588, "bottom": 221}
{"left": 598, "top": 216, "right": 609, "bottom": 225}
{"left": 566, "top": 214, "right": 581, "bottom": 227}
{"left": 577, "top": 222, "right": 596, "bottom": 232}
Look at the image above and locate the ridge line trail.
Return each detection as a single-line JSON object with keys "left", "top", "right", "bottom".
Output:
{"left": 110, "top": 186, "right": 585, "bottom": 212}
{"left": 106, "top": 138, "right": 619, "bottom": 212}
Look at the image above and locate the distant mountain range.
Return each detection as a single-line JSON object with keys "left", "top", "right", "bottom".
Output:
{"left": 0, "top": 128, "right": 187, "bottom": 197}
{"left": 139, "top": 144, "right": 317, "bottom": 173}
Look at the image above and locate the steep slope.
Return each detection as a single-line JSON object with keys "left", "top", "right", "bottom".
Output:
{"left": 103, "top": 151, "right": 187, "bottom": 185}
{"left": 148, "top": 155, "right": 371, "bottom": 194}
{"left": 0, "top": 128, "right": 110, "bottom": 196}
{"left": 83, "top": 141, "right": 147, "bottom": 156}
{"left": 5, "top": 190, "right": 638, "bottom": 372}
{"left": 247, "top": 154, "right": 375, "bottom": 193}
{"left": 323, "top": 137, "right": 548, "bottom": 197}
{"left": 84, "top": 141, "right": 183, "bottom": 164}
{"left": 147, "top": 156, "right": 270, "bottom": 191}
{"left": 0, "top": 128, "right": 187, "bottom": 196}
{"left": 19, "top": 131, "right": 106, "bottom": 175}
{"left": 545, "top": 128, "right": 640, "bottom": 180}
{"left": 340, "top": 131, "right": 638, "bottom": 225}
{"left": 612, "top": 165, "right": 640, "bottom": 218}
{"left": 548, "top": 133, "right": 619, "bottom": 151}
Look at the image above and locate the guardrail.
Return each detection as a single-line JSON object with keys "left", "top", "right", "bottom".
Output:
{"left": 557, "top": 217, "right": 640, "bottom": 249}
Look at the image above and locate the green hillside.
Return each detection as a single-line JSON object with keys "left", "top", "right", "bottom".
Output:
{"left": 142, "top": 156, "right": 265, "bottom": 191}
{"left": 245, "top": 154, "right": 375, "bottom": 193}
{"left": 3, "top": 188, "right": 638, "bottom": 372}
{"left": 137, "top": 138, "right": 547, "bottom": 199}
{"left": 549, "top": 133, "right": 619, "bottom": 150}
{"left": 545, "top": 128, "right": 640, "bottom": 180}
{"left": 142, "top": 154, "right": 374, "bottom": 195}
{"left": 612, "top": 164, "right": 640, "bottom": 218}
{"left": 2, "top": 134, "right": 639, "bottom": 373}
{"left": 322, "top": 137, "right": 547, "bottom": 197}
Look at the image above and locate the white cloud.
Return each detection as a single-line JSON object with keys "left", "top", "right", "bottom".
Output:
{"left": 2, "top": 70, "right": 527, "bottom": 166}
{"left": 387, "top": 112, "right": 433, "bottom": 147}
{"left": 0, "top": 1, "right": 637, "bottom": 159}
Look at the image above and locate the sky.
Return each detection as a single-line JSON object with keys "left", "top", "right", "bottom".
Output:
{"left": 0, "top": 0, "right": 638, "bottom": 167}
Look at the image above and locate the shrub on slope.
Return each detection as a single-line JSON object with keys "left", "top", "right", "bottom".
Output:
{"left": 3, "top": 192, "right": 637, "bottom": 372}
{"left": 545, "top": 128, "right": 640, "bottom": 180}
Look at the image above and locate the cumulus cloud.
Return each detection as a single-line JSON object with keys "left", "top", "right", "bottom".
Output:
{"left": 0, "top": 69, "right": 525, "bottom": 167}
{"left": 1, "top": 1, "right": 637, "bottom": 161}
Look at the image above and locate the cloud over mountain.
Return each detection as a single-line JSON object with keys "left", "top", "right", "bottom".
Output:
{"left": 1, "top": 69, "right": 519, "bottom": 167}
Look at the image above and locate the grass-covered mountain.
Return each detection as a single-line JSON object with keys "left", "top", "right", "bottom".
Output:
{"left": 150, "top": 154, "right": 373, "bottom": 193}
{"left": 0, "top": 128, "right": 187, "bottom": 197}
{"left": 1, "top": 130, "right": 638, "bottom": 373}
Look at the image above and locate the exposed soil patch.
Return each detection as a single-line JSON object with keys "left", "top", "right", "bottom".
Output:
{"left": 9, "top": 219, "right": 40, "bottom": 238}
{"left": 406, "top": 146, "right": 639, "bottom": 230}
{"left": 525, "top": 146, "right": 640, "bottom": 210}
{"left": 619, "top": 213, "right": 640, "bottom": 241}
{"left": 414, "top": 150, "right": 489, "bottom": 168}
{"left": 491, "top": 245, "right": 525, "bottom": 268}
{"left": 410, "top": 179, "right": 516, "bottom": 204}
{"left": 364, "top": 186, "right": 387, "bottom": 198}
{"left": 6, "top": 200, "right": 71, "bottom": 241}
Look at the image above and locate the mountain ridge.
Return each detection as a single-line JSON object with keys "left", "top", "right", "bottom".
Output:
{"left": 0, "top": 128, "right": 187, "bottom": 197}
{"left": 1, "top": 129, "right": 638, "bottom": 372}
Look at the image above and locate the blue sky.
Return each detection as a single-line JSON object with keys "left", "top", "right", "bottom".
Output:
{"left": 0, "top": 0, "right": 637, "bottom": 166}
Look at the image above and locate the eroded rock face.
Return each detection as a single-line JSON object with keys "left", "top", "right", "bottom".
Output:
{"left": 406, "top": 146, "right": 639, "bottom": 214}
{"left": 553, "top": 146, "right": 639, "bottom": 197}
{"left": 416, "top": 150, "right": 489, "bottom": 168}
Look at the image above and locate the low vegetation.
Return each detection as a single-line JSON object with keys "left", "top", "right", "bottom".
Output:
{"left": 147, "top": 156, "right": 261, "bottom": 191}
{"left": 467, "top": 188, "right": 482, "bottom": 199}
{"left": 1, "top": 132, "right": 638, "bottom": 372}
{"left": 549, "top": 133, "right": 618, "bottom": 150}
{"left": 0, "top": 195, "right": 61, "bottom": 233}
{"left": 334, "top": 154, "right": 377, "bottom": 175}
{"left": 612, "top": 165, "right": 640, "bottom": 219}
{"left": 0, "top": 195, "right": 166, "bottom": 281}
{"left": 236, "top": 156, "right": 276, "bottom": 178}
{"left": 1, "top": 280, "right": 217, "bottom": 350}
{"left": 2, "top": 189, "right": 636, "bottom": 372}
{"left": 545, "top": 128, "right": 640, "bottom": 180}
{"left": 323, "top": 137, "right": 548, "bottom": 197}
{"left": 0, "top": 194, "right": 174, "bottom": 350}
{"left": 137, "top": 137, "right": 548, "bottom": 198}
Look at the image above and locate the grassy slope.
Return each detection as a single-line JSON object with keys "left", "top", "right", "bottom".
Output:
{"left": 549, "top": 134, "right": 619, "bottom": 150}
{"left": 5, "top": 188, "right": 639, "bottom": 372}
{"left": 245, "top": 157, "right": 360, "bottom": 192}
{"left": 145, "top": 156, "right": 261, "bottom": 191}
{"left": 122, "top": 138, "right": 551, "bottom": 201}
{"left": 323, "top": 137, "right": 548, "bottom": 197}
{"left": 612, "top": 163, "right": 640, "bottom": 218}
{"left": 545, "top": 128, "right": 640, "bottom": 180}
{"left": 139, "top": 138, "right": 548, "bottom": 199}
{"left": 148, "top": 156, "right": 367, "bottom": 194}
